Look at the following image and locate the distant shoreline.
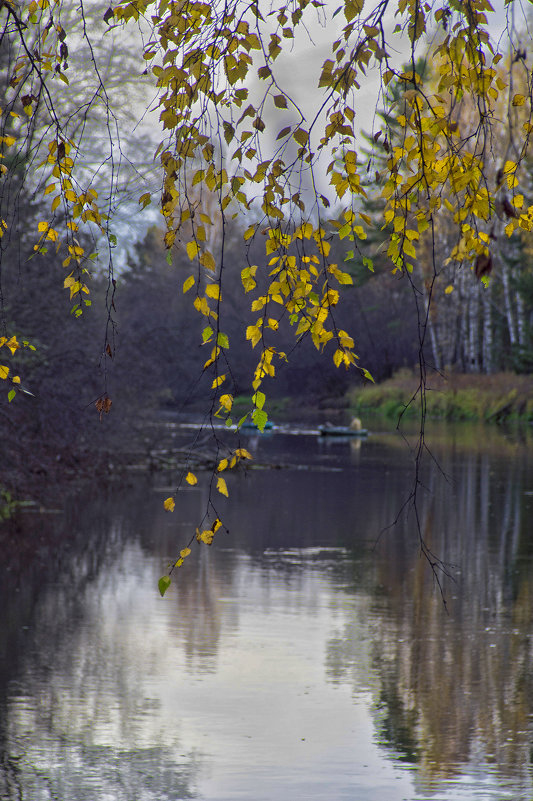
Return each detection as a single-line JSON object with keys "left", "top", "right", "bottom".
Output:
{"left": 346, "top": 369, "right": 533, "bottom": 424}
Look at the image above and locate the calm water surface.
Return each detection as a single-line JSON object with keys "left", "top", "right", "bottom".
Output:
{"left": 1, "top": 422, "right": 533, "bottom": 800}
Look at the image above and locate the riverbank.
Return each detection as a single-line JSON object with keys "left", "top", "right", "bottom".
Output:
{"left": 346, "top": 370, "right": 533, "bottom": 423}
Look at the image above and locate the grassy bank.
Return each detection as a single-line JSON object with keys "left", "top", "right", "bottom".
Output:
{"left": 347, "top": 370, "right": 533, "bottom": 423}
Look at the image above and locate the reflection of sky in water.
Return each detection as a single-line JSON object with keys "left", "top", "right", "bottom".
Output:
{"left": 2, "top": 427, "right": 533, "bottom": 799}
{"left": 5, "top": 542, "right": 417, "bottom": 801}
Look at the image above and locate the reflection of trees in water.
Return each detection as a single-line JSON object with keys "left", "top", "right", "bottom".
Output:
{"left": 374, "top": 678, "right": 420, "bottom": 765}
{"left": 168, "top": 546, "right": 241, "bottom": 674}
{"left": 4, "top": 435, "right": 533, "bottom": 797}
{"left": 326, "top": 445, "right": 533, "bottom": 793}
{"left": 1, "top": 741, "right": 199, "bottom": 801}
{"left": 0, "top": 482, "right": 232, "bottom": 801}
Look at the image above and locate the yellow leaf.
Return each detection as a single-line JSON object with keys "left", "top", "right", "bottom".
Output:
{"left": 186, "top": 240, "right": 199, "bottom": 260}
{"left": 217, "top": 458, "right": 228, "bottom": 472}
{"left": 235, "top": 448, "right": 252, "bottom": 460}
{"left": 164, "top": 497, "right": 175, "bottom": 512}
{"left": 445, "top": 285, "right": 454, "bottom": 294}
{"left": 6, "top": 336, "right": 19, "bottom": 355}
{"left": 179, "top": 547, "right": 191, "bottom": 558}
{"left": 185, "top": 472, "right": 197, "bottom": 485}
{"left": 217, "top": 476, "right": 229, "bottom": 497}
{"left": 293, "top": 128, "right": 309, "bottom": 147}
{"left": 403, "top": 240, "right": 416, "bottom": 258}
{"left": 212, "top": 374, "right": 226, "bottom": 388}
{"left": 0, "top": 365, "right": 8, "bottom": 380}
{"left": 246, "top": 324, "right": 262, "bottom": 347}
{"left": 219, "top": 393, "right": 233, "bottom": 411}
{"left": 183, "top": 275, "right": 195, "bottom": 293}
{"left": 205, "top": 283, "right": 220, "bottom": 300}
{"left": 139, "top": 192, "right": 151, "bottom": 208}
{"left": 201, "top": 250, "right": 216, "bottom": 271}
{"left": 505, "top": 220, "right": 517, "bottom": 237}
{"left": 193, "top": 296, "right": 211, "bottom": 316}
{"left": 512, "top": 94, "right": 526, "bottom": 106}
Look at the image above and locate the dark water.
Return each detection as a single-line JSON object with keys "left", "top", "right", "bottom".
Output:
{"left": 1, "top": 422, "right": 533, "bottom": 800}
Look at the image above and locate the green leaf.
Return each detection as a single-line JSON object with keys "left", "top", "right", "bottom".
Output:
{"left": 7, "top": 389, "right": 16, "bottom": 402}
{"left": 253, "top": 390, "right": 266, "bottom": 409}
{"left": 252, "top": 408, "right": 268, "bottom": 431}
{"left": 217, "top": 332, "right": 229, "bottom": 348}
{"left": 158, "top": 575, "right": 171, "bottom": 596}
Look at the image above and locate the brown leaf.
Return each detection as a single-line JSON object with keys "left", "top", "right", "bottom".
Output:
{"left": 95, "top": 395, "right": 112, "bottom": 420}
{"left": 475, "top": 252, "right": 492, "bottom": 280}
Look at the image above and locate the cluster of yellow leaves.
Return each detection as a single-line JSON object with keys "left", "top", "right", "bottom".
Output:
{"left": 377, "top": 3, "right": 533, "bottom": 283}
{"left": 0, "top": 4, "right": 110, "bottom": 316}
{"left": 0, "top": 336, "right": 25, "bottom": 402}
{"left": 105, "top": 0, "right": 375, "bottom": 419}
{"left": 160, "top": 448, "right": 252, "bottom": 587}
{"left": 164, "top": 448, "right": 252, "bottom": 514}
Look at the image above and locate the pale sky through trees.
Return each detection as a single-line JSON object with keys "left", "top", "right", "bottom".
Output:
{"left": 238, "top": 0, "right": 513, "bottom": 201}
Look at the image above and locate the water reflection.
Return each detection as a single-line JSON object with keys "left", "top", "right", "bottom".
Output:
{"left": 367, "top": 444, "right": 533, "bottom": 797}
{"left": 1, "top": 425, "right": 533, "bottom": 799}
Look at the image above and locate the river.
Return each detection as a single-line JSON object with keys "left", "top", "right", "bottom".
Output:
{"left": 1, "top": 421, "right": 533, "bottom": 800}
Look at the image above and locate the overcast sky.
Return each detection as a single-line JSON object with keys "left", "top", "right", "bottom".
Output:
{"left": 241, "top": 0, "right": 521, "bottom": 201}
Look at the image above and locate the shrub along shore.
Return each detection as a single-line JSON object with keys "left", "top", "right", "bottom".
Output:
{"left": 346, "top": 370, "right": 533, "bottom": 423}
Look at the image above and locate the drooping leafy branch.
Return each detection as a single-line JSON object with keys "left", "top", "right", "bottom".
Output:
{"left": 2, "top": 0, "right": 533, "bottom": 588}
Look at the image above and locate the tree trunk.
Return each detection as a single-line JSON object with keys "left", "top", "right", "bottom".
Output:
{"left": 468, "top": 285, "right": 480, "bottom": 372}
{"left": 516, "top": 291, "right": 526, "bottom": 347}
{"left": 501, "top": 263, "right": 517, "bottom": 347}
{"left": 482, "top": 283, "right": 493, "bottom": 373}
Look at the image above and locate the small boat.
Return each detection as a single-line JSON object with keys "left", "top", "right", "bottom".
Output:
{"left": 318, "top": 424, "right": 368, "bottom": 437}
